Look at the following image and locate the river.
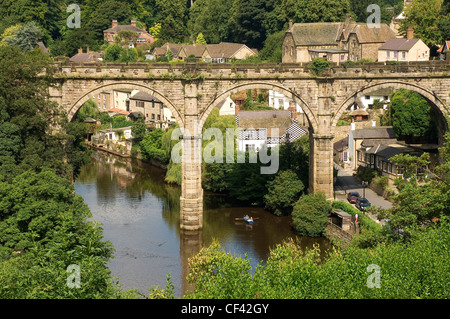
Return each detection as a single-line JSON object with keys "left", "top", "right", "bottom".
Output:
{"left": 74, "top": 151, "right": 331, "bottom": 297}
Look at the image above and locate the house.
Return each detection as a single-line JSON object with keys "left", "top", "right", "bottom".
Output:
{"left": 111, "top": 89, "right": 132, "bottom": 110}
{"left": 203, "top": 42, "right": 258, "bottom": 63}
{"left": 92, "top": 126, "right": 133, "bottom": 154}
{"left": 333, "top": 137, "right": 349, "bottom": 166}
{"left": 357, "top": 87, "right": 392, "bottom": 110}
{"left": 348, "top": 126, "right": 396, "bottom": 170}
{"left": 282, "top": 16, "right": 396, "bottom": 63}
{"left": 152, "top": 42, "right": 258, "bottom": 63}
{"left": 437, "top": 40, "right": 450, "bottom": 60}
{"left": 129, "top": 91, "right": 173, "bottom": 129}
{"left": 92, "top": 91, "right": 112, "bottom": 111}
{"left": 235, "top": 109, "right": 307, "bottom": 152}
{"left": 69, "top": 47, "right": 102, "bottom": 63}
{"left": 152, "top": 42, "right": 184, "bottom": 60}
{"left": 357, "top": 142, "right": 425, "bottom": 180}
{"left": 217, "top": 96, "right": 236, "bottom": 116}
{"left": 378, "top": 29, "right": 430, "bottom": 62}
{"left": 104, "top": 20, "right": 154, "bottom": 46}
{"left": 349, "top": 109, "right": 369, "bottom": 122}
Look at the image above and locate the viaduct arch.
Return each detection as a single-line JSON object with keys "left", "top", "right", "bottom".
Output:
{"left": 49, "top": 60, "right": 450, "bottom": 230}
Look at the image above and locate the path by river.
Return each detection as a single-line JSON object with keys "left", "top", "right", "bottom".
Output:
{"left": 74, "top": 152, "right": 331, "bottom": 297}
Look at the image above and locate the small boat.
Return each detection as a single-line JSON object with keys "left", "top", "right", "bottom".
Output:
{"left": 235, "top": 216, "right": 258, "bottom": 225}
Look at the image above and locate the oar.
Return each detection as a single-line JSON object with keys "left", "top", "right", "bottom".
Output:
{"left": 234, "top": 217, "right": 260, "bottom": 221}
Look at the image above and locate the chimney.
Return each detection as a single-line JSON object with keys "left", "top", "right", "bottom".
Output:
{"left": 78, "top": 47, "right": 83, "bottom": 54}
{"left": 235, "top": 104, "right": 240, "bottom": 116}
{"left": 112, "top": 20, "right": 118, "bottom": 28}
{"left": 407, "top": 26, "right": 414, "bottom": 40}
{"left": 289, "top": 20, "right": 293, "bottom": 30}
{"left": 87, "top": 46, "right": 90, "bottom": 53}
{"left": 288, "top": 104, "right": 297, "bottom": 119}
{"left": 131, "top": 20, "right": 137, "bottom": 27}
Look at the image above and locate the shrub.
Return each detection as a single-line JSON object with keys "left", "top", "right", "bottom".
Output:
{"left": 264, "top": 169, "right": 305, "bottom": 216}
{"left": 292, "top": 192, "right": 331, "bottom": 237}
{"left": 307, "top": 58, "right": 332, "bottom": 76}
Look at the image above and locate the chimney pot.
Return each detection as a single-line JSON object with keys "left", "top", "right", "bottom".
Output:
{"left": 78, "top": 47, "right": 83, "bottom": 54}
{"left": 131, "top": 20, "right": 137, "bottom": 27}
{"left": 112, "top": 20, "right": 118, "bottom": 28}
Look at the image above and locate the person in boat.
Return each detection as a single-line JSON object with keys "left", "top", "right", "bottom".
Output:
{"left": 248, "top": 217, "right": 253, "bottom": 223}
{"left": 243, "top": 215, "right": 249, "bottom": 221}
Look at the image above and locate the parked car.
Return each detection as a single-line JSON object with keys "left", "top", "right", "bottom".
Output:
{"left": 356, "top": 198, "right": 371, "bottom": 211}
{"left": 346, "top": 192, "right": 360, "bottom": 204}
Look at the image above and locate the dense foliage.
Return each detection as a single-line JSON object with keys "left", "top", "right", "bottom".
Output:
{"left": 0, "top": 0, "right": 416, "bottom": 62}
{"left": 0, "top": 45, "right": 135, "bottom": 298}
{"left": 291, "top": 192, "right": 331, "bottom": 236}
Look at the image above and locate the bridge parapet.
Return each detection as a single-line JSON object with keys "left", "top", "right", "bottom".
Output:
{"left": 53, "top": 58, "right": 450, "bottom": 80}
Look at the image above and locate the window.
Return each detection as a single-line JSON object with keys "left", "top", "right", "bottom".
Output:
{"left": 151, "top": 114, "right": 155, "bottom": 119}
{"left": 365, "top": 95, "right": 370, "bottom": 100}
{"left": 157, "top": 115, "right": 161, "bottom": 120}
{"left": 343, "top": 151, "right": 348, "bottom": 162}
{"left": 401, "top": 51, "right": 406, "bottom": 59}
{"left": 340, "top": 54, "right": 345, "bottom": 61}
{"left": 393, "top": 51, "right": 397, "bottom": 59}
{"left": 137, "top": 101, "right": 144, "bottom": 108}
{"left": 246, "top": 144, "right": 256, "bottom": 152}
{"left": 386, "top": 50, "right": 390, "bottom": 58}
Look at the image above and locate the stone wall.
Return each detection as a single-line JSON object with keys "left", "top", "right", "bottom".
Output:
{"left": 325, "top": 222, "right": 354, "bottom": 246}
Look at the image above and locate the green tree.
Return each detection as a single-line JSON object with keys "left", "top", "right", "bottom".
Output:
{"left": 399, "top": 0, "right": 444, "bottom": 46}
{"left": 195, "top": 32, "right": 207, "bottom": 44}
{"left": 155, "top": 0, "right": 188, "bottom": 42}
{"left": 264, "top": 169, "right": 305, "bottom": 216}
{"left": 389, "top": 89, "right": 438, "bottom": 143}
{"left": 2, "top": 22, "right": 43, "bottom": 52}
{"left": 131, "top": 117, "right": 147, "bottom": 141}
{"left": 292, "top": 192, "right": 331, "bottom": 236}
{"left": 104, "top": 44, "right": 125, "bottom": 61}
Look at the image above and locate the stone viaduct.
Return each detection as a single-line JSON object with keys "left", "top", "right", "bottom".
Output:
{"left": 48, "top": 59, "right": 450, "bottom": 230}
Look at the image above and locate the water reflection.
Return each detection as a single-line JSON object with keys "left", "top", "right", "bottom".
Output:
{"left": 74, "top": 152, "right": 331, "bottom": 297}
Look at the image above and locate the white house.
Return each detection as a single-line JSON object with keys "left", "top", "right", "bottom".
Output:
{"left": 268, "top": 90, "right": 303, "bottom": 112}
{"left": 236, "top": 109, "right": 307, "bottom": 152}
{"left": 218, "top": 96, "right": 236, "bottom": 116}
{"left": 356, "top": 87, "right": 392, "bottom": 110}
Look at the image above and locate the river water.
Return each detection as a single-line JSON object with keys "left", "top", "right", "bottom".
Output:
{"left": 74, "top": 152, "right": 331, "bottom": 297}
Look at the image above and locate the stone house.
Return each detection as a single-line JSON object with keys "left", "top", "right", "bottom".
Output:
{"left": 348, "top": 126, "right": 396, "bottom": 170}
{"left": 282, "top": 16, "right": 396, "bottom": 63}
{"left": 357, "top": 142, "right": 425, "bottom": 180}
{"left": 104, "top": 20, "right": 154, "bottom": 46}
{"left": 129, "top": 91, "right": 164, "bottom": 128}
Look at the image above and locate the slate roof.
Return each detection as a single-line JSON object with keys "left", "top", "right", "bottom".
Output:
{"left": 69, "top": 52, "right": 102, "bottom": 63}
{"left": 352, "top": 126, "right": 395, "bottom": 139}
{"left": 205, "top": 42, "right": 257, "bottom": 58}
{"left": 237, "top": 110, "right": 293, "bottom": 137}
{"left": 289, "top": 22, "right": 342, "bottom": 46}
{"left": 181, "top": 44, "right": 207, "bottom": 58}
{"left": 334, "top": 137, "right": 349, "bottom": 152}
{"left": 104, "top": 24, "right": 149, "bottom": 34}
{"left": 340, "top": 23, "right": 396, "bottom": 43}
{"left": 130, "top": 91, "right": 161, "bottom": 103}
{"left": 378, "top": 38, "right": 421, "bottom": 51}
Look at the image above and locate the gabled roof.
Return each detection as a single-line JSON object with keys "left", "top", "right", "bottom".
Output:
{"left": 237, "top": 110, "right": 293, "bottom": 136}
{"left": 378, "top": 38, "right": 421, "bottom": 51}
{"left": 340, "top": 23, "right": 396, "bottom": 43}
{"left": 153, "top": 42, "right": 183, "bottom": 58}
{"left": 180, "top": 44, "right": 207, "bottom": 58}
{"left": 108, "top": 108, "right": 130, "bottom": 115}
{"left": 288, "top": 22, "right": 342, "bottom": 46}
{"left": 205, "top": 42, "right": 257, "bottom": 59}
{"left": 130, "top": 91, "right": 161, "bottom": 103}
{"left": 69, "top": 52, "right": 102, "bottom": 63}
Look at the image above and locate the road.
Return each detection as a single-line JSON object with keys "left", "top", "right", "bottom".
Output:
{"left": 333, "top": 164, "right": 392, "bottom": 226}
